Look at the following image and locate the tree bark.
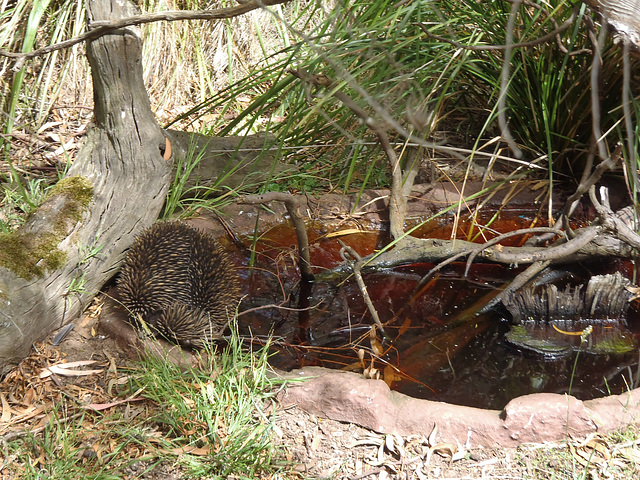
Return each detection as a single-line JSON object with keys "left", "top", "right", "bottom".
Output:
{"left": 586, "top": 0, "right": 640, "bottom": 48}
{"left": 0, "top": 0, "right": 171, "bottom": 374}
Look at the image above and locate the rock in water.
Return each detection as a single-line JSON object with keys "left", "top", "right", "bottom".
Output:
{"left": 117, "top": 222, "right": 240, "bottom": 348}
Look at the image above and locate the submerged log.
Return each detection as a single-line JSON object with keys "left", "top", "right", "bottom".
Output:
{"left": 504, "top": 272, "right": 634, "bottom": 323}
{"left": 503, "top": 272, "right": 637, "bottom": 357}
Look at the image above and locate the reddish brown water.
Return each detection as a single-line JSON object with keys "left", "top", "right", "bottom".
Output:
{"left": 231, "top": 207, "right": 640, "bottom": 410}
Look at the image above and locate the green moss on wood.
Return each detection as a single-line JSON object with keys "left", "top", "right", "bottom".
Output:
{"left": 0, "top": 232, "right": 65, "bottom": 278}
{"left": 0, "top": 176, "right": 94, "bottom": 279}
{"left": 47, "top": 176, "right": 94, "bottom": 223}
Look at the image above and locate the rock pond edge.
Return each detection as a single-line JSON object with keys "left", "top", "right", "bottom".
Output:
{"left": 277, "top": 366, "right": 640, "bottom": 448}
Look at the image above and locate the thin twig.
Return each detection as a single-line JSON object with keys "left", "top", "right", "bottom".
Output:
{"left": 338, "top": 240, "right": 386, "bottom": 335}
{"left": 238, "top": 300, "right": 324, "bottom": 316}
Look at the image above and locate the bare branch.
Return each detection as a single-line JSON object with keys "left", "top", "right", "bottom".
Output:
{"left": 0, "top": 0, "right": 292, "bottom": 68}
{"left": 239, "top": 192, "right": 314, "bottom": 282}
{"left": 590, "top": 187, "right": 640, "bottom": 250}
{"left": 589, "top": 16, "right": 609, "bottom": 161}
{"left": 498, "top": 0, "right": 524, "bottom": 159}
{"left": 526, "top": 143, "right": 622, "bottom": 247}
{"left": 464, "top": 227, "right": 564, "bottom": 276}
{"left": 560, "top": 143, "right": 623, "bottom": 236}
{"left": 622, "top": 40, "right": 639, "bottom": 208}
{"left": 338, "top": 241, "right": 386, "bottom": 335}
{"left": 480, "top": 260, "right": 551, "bottom": 313}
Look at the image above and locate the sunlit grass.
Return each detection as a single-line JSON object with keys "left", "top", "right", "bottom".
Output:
{"left": 130, "top": 326, "right": 285, "bottom": 478}
{"left": 4, "top": 326, "right": 289, "bottom": 479}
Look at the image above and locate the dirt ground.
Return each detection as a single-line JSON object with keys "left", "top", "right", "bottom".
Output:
{"left": 1, "top": 304, "right": 637, "bottom": 480}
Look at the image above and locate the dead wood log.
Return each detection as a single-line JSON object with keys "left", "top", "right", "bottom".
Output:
{"left": 0, "top": 0, "right": 285, "bottom": 375}
{"left": 0, "top": 0, "right": 171, "bottom": 375}
{"left": 165, "top": 130, "right": 283, "bottom": 192}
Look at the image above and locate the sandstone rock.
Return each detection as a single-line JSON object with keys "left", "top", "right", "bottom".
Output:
{"left": 278, "top": 366, "right": 640, "bottom": 447}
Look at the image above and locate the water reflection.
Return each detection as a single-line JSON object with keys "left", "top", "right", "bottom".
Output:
{"left": 232, "top": 210, "right": 640, "bottom": 409}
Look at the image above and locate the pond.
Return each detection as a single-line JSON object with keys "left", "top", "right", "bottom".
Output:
{"left": 231, "top": 206, "right": 640, "bottom": 410}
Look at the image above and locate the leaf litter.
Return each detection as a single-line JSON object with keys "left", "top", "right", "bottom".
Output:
{"left": 0, "top": 304, "right": 638, "bottom": 478}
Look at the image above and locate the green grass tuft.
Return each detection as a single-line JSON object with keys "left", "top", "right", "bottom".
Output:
{"left": 4, "top": 326, "right": 290, "bottom": 479}
{"left": 132, "top": 324, "right": 287, "bottom": 478}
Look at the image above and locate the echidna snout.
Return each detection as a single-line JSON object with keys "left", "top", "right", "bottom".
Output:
{"left": 117, "top": 221, "right": 240, "bottom": 348}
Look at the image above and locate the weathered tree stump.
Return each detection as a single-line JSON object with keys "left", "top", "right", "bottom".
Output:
{"left": 0, "top": 0, "right": 171, "bottom": 374}
{"left": 0, "top": 0, "right": 283, "bottom": 374}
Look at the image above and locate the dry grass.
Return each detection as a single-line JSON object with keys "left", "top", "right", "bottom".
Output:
{"left": 83, "top": 0, "right": 326, "bottom": 130}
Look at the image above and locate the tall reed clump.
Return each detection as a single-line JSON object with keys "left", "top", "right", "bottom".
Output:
{"left": 195, "top": 0, "right": 638, "bottom": 197}
{"left": 432, "top": 0, "right": 639, "bottom": 177}
{"left": 1, "top": 0, "right": 88, "bottom": 142}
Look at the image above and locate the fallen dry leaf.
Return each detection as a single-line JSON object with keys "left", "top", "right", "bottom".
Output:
{"left": 40, "top": 360, "right": 104, "bottom": 378}
{"left": 166, "top": 445, "right": 212, "bottom": 456}
{"left": 85, "top": 397, "right": 144, "bottom": 412}
{"left": 618, "top": 446, "right": 640, "bottom": 463}
{"left": 0, "top": 393, "right": 11, "bottom": 422}
{"left": 324, "top": 228, "right": 368, "bottom": 238}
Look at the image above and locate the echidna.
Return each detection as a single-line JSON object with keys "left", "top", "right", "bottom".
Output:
{"left": 117, "top": 222, "right": 240, "bottom": 348}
